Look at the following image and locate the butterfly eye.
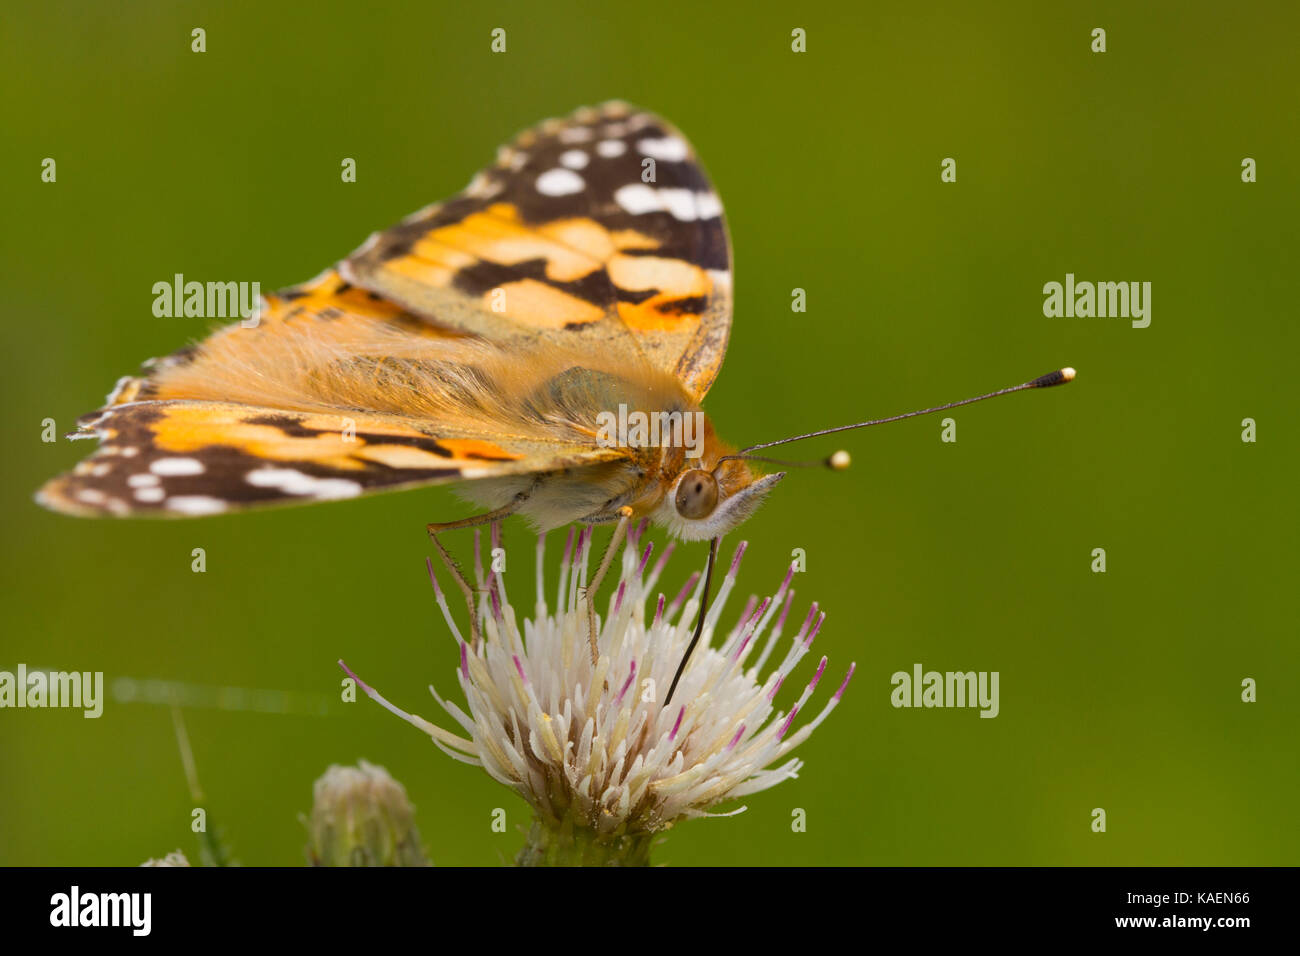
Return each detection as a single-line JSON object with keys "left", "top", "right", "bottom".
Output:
{"left": 675, "top": 469, "right": 719, "bottom": 520}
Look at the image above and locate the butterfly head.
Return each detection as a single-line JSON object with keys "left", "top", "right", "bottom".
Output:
{"left": 659, "top": 459, "right": 785, "bottom": 542}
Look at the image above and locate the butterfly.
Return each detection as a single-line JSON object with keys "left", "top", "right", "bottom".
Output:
{"left": 37, "top": 101, "right": 1075, "bottom": 695}
{"left": 37, "top": 101, "right": 784, "bottom": 543}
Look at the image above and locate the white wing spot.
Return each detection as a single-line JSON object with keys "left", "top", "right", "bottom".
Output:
{"left": 134, "top": 487, "right": 165, "bottom": 503}
{"left": 535, "top": 168, "right": 585, "bottom": 196}
{"left": 696, "top": 192, "right": 724, "bottom": 219}
{"left": 151, "top": 457, "right": 205, "bottom": 476}
{"left": 636, "top": 136, "right": 689, "bottom": 162}
{"left": 246, "top": 467, "right": 363, "bottom": 500}
{"left": 613, "top": 183, "right": 662, "bottom": 215}
{"left": 165, "top": 496, "right": 227, "bottom": 516}
{"left": 127, "top": 473, "right": 160, "bottom": 488}
{"left": 559, "top": 149, "right": 589, "bottom": 170}
{"left": 613, "top": 184, "right": 718, "bottom": 222}
{"left": 657, "top": 189, "right": 698, "bottom": 221}
{"left": 596, "top": 139, "right": 627, "bottom": 158}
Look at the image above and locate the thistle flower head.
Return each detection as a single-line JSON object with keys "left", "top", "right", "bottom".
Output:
{"left": 304, "top": 760, "right": 428, "bottom": 866}
{"left": 344, "top": 524, "right": 853, "bottom": 864}
{"left": 140, "top": 850, "right": 190, "bottom": 867}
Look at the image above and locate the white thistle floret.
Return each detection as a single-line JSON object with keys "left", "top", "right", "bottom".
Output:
{"left": 343, "top": 524, "right": 854, "bottom": 836}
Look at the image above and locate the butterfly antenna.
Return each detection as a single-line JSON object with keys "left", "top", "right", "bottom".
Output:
{"left": 718, "top": 450, "right": 853, "bottom": 470}
{"left": 664, "top": 535, "right": 720, "bottom": 708}
{"left": 727, "top": 367, "right": 1075, "bottom": 458}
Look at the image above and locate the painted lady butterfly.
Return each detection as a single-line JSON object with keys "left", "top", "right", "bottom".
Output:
{"left": 38, "top": 102, "right": 781, "bottom": 541}
{"left": 38, "top": 101, "right": 1072, "bottom": 556}
{"left": 37, "top": 100, "right": 1073, "bottom": 681}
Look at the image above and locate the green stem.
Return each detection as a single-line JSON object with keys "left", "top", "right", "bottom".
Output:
{"left": 516, "top": 816, "right": 654, "bottom": 867}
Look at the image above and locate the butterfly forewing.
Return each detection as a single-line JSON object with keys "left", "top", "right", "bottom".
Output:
{"left": 341, "top": 101, "right": 733, "bottom": 401}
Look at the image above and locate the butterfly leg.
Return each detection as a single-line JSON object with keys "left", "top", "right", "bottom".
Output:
{"left": 427, "top": 480, "right": 539, "bottom": 645}
{"left": 427, "top": 531, "right": 482, "bottom": 646}
{"left": 581, "top": 506, "right": 635, "bottom": 666}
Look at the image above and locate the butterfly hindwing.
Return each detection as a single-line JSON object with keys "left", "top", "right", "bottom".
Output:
{"left": 37, "top": 401, "right": 623, "bottom": 518}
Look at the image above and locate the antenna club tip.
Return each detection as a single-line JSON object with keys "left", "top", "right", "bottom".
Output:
{"left": 828, "top": 450, "right": 851, "bottom": 471}
{"left": 1031, "top": 367, "right": 1077, "bottom": 388}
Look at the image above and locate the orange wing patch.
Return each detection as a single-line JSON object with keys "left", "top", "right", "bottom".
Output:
{"left": 610, "top": 255, "right": 713, "bottom": 332}
{"left": 492, "top": 278, "right": 606, "bottom": 327}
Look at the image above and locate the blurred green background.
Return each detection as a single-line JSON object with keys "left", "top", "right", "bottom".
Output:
{"left": 2, "top": 0, "right": 1296, "bottom": 866}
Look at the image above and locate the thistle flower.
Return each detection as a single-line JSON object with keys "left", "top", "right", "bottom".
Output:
{"left": 140, "top": 850, "right": 190, "bottom": 867}
{"left": 304, "top": 760, "right": 429, "bottom": 866}
{"left": 342, "top": 525, "right": 854, "bottom": 866}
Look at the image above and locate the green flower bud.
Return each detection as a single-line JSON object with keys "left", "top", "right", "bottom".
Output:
{"left": 305, "top": 760, "right": 429, "bottom": 866}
